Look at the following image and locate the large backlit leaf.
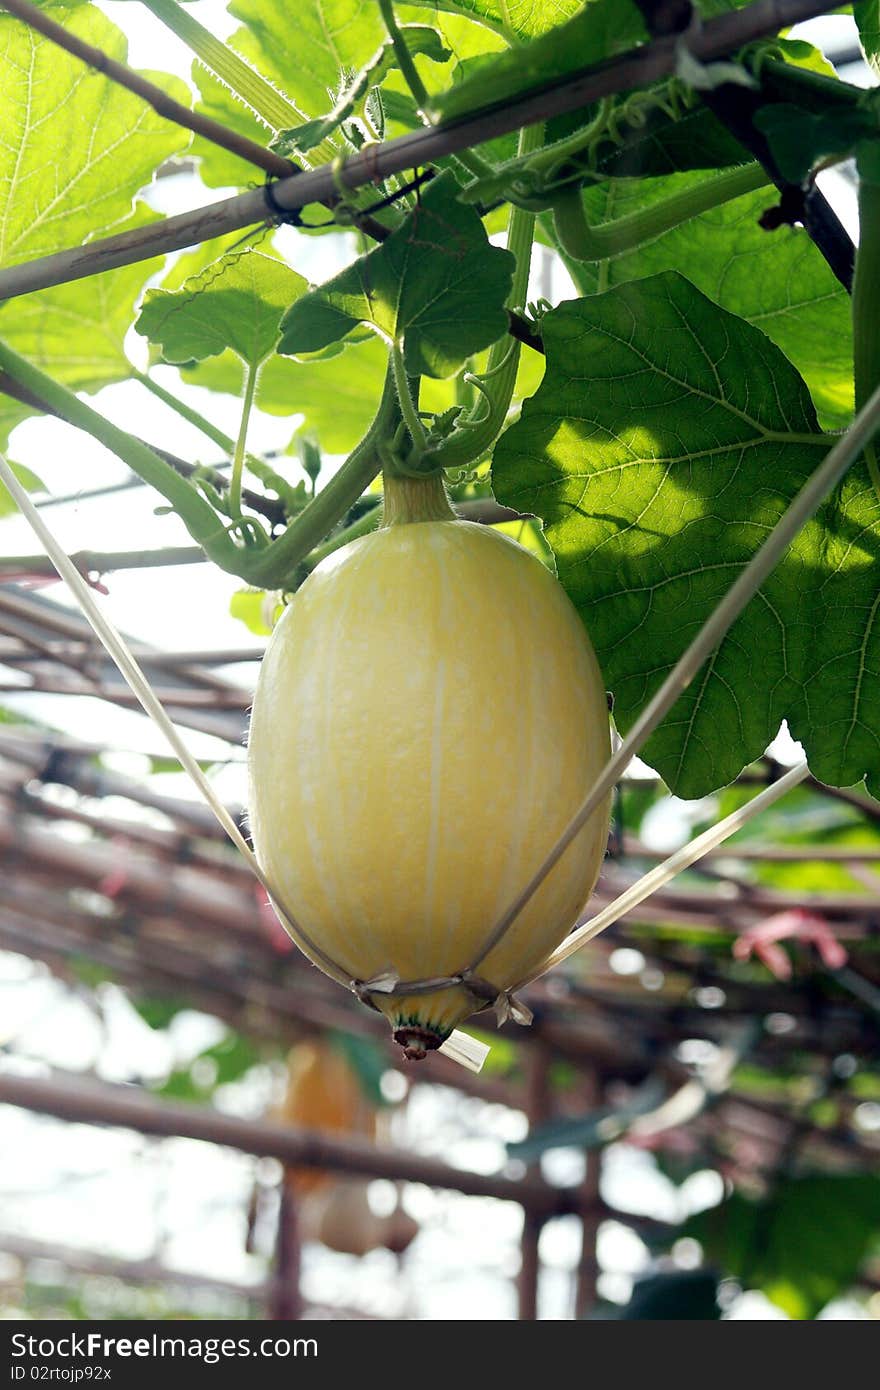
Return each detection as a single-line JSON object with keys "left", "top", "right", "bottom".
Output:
{"left": 574, "top": 174, "right": 853, "bottom": 430}
{"left": 277, "top": 172, "right": 514, "bottom": 376}
{"left": 0, "top": 4, "right": 191, "bottom": 267}
{"left": 272, "top": 25, "right": 450, "bottom": 155}
{"left": 428, "top": 0, "right": 647, "bottom": 123}
{"left": 0, "top": 204, "right": 162, "bottom": 395}
{"left": 137, "top": 250, "right": 306, "bottom": 367}
{"left": 492, "top": 272, "right": 880, "bottom": 796}
{"left": 229, "top": 0, "right": 385, "bottom": 121}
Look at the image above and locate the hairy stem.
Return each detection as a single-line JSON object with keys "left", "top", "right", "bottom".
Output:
{"left": 140, "top": 0, "right": 303, "bottom": 130}
{"left": 139, "top": 0, "right": 339, "bottom": 172}
{"left": 229, "top": 361, "right": 259, "bottom": 521}
{"left": 300, "top": 503, "right": 383, "bottom": 570}
{"left": 552, "top": 161, "right": 769, "bottom": 262}
{"left": 381, "top": 469, "right": 455, "bottom": 525}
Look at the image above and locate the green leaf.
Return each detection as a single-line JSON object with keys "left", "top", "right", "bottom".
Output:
{"left": 427, "top": 0, "right": 647, "bottom": 123}
{"left": 0, "top": 459, "right": 46, "bottom": 517}
{"left": 229, "top": 0, "right": 385, "bottom": 121}
{"left": 401, "top": 0, "right": 583, "bottom": 42}
{"left": 791, "top": 471, "right": 880, "bottom": 796}
{"left": 754, "top": 102, "right": 875, "bottom": 184}
{"left": 685, "top": 1175, "right": 880, "bottom": 1317}
{"left": 0, "top": 5, "right": 191, "bottom": 267}
{"left": 199, "top": 1030, "right": 263, "bottom": 1085}
{"left": 132, "top": 995, "right": 188, "bottom": 1030}
{"left": 272, "top": 25, "right": 450, "bottom": 155}
{"left": 595, "top": 102, "right": 748, "bottom": 179}
{"left": 492, "top": 272, "right": 826, "bottom": 796}
{"left": 574, "top": 174, "right": 853, "bottom": 430}
{"left": 278, "top": 171, "right": 515, "bottom": 376}
{"left": 137, "top": 250, "right": 306, "bottom": 368}
{"left": 0, "top": 204, "right": 163, "bottom": 396}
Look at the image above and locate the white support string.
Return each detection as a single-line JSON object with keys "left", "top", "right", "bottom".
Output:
{"left": 519, "top": 761, "right": 810, "bottom": 988}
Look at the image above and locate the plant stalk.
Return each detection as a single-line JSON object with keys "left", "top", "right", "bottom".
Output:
{"left": 229, "top": 360, "right": 259, "bottom": 521}
{"left": 431, "top": 124, "right": 542, "bottom": 472}
{"left": 392, "top": 345, "right": 427, "bottom": 454}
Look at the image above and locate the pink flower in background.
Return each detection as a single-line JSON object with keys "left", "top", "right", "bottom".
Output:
{"left": 732, "top": 909, "right": 848, "bottom": 980}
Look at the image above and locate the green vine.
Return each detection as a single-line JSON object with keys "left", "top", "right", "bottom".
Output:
{"left": 551, "top": 162, "right": 769, "bottom": 263}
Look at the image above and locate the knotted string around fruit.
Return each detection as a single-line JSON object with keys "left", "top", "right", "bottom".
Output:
{"left": 350, "top": 968, "right": 534, "bottom": 1060}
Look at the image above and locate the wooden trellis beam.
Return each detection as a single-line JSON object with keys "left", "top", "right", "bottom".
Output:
{"left": 0, "top": 1069, "right": 579, "bottom": 1216}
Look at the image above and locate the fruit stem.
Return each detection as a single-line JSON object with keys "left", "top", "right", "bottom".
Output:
{"left": 381, "top": 470, "right": 455, "bottom": 526}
